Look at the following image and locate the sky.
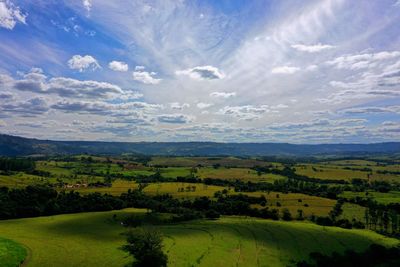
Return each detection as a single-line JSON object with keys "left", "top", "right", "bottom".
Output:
{"left": 0, "top": 0, "right": 399, "bottom": 143}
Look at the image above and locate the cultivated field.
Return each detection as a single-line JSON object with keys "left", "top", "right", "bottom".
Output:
{"left": 0, "top": 209, "right": 398, "bottom": 267}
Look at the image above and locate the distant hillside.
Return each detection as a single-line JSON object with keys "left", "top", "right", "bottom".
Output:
{"left": 0, "top": 134, "right": 399, "bottom": 157}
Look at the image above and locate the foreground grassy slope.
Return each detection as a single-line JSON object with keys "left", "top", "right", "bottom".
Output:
{"left": 0, "top": 209, "right": 398, "bottom": 267}
{"left": 0, "top": 237, "right": 27, "bottom": 267}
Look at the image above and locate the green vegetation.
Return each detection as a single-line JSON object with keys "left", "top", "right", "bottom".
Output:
{"left": 0, "top": 237, "right": 27, "bottom": 267}
{"left": 0, "top": 209, "right": 398, "bottom": 267}
{"left": 1, "top": 155, "right": 400, "bottom": 266}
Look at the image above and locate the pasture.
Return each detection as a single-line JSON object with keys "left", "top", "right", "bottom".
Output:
{"left": 0, "top": 237, "right": 26, "bottom": 267}
{"left": 295, "top": 162, "right": 400, "bottom": 182}
{"left": 340, "top": 191, "right": 400, "bottom": 205}
{"left": 0, "top": 209, "right": 398, "bottom": 267}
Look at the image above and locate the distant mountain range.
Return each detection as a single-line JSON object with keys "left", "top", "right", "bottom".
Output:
{"left": 0, "top": 134, "right": 399, "bottom": 157}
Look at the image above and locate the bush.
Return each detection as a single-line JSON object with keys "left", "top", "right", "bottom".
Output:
{"left": 282, "top": 208, "right": 292, "bottom": 221}
{"left": 205, "top": 209, "right": 220, "bottom": 220}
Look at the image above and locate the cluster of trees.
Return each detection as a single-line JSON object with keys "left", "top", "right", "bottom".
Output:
{"left": 122, "top": 228, "right": 167, "bottom": 267}
{"left": 252, "top": 166, "right": 348, "bottom": 184}
{"left": 0, "top": 186, "right": 124, "bottom": 219}
{"left": 0, "top": 185, "right": 306, "bottom": 222}
{"left": 364, "top": 201, "right": 400, "bottom": 236}
{"left": 312, "top": 199, "right": 365, "bottom": 229}
{"left": 297, "top": 244, "right": 400, "bottom": 267}
{"left": 0, "top": 157, "right": 35, "bottom": 172}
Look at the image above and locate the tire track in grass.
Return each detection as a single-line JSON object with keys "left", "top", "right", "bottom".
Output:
{"left": 254, "top": 221, "right": 283, "bottom": 266}
{"left": 177, "top": 224, "right": 215, "bottom": 266}
{"left": 234, "top": 220, "right": 261, "bottom": 267}
{"left": 204, "top": 221, "right": 246, "bottom": 267}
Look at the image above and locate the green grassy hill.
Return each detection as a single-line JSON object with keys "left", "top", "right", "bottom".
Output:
{"left": 0, "top": 209, "right": 398, "bottom": 267}
{"left": 0, "top": 237, "right": 26, "bottom": 267}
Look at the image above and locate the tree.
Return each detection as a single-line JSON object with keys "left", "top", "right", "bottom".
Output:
{"left": 282, "top": 208, "right": 292, "bottom": 221}
{"left": 122, "top": 228, "right": 167, "bottom": 267}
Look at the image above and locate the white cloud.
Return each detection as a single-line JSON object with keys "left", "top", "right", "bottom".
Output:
{"left": 197, "top": 102, "right": 212, "bottom": 109}
{"left": 210, "top": 92, "right": 236, "bottom": 98}
{"left": 108, "top": 61, "right": 128, "bottom": 72}
{"left": 68, "top": 55, "right": 100, "bottom": 72}
{"left": 132, "top": 70, "right": 161, "bottom": 84}
{"left": 2, "top": 69, "right": 125, "bottom": 99}
{"left": 271, "top": 66, "right": 300, "bottom": 74}
{"left": 176, "top": 66, "right": 225, "bottom": 80}
{"left": 158, "top": 114, "right": 193, "bottom": 124}
{"left": 170, "top": 102, "right": 190, "bottom": 110}
{"left": 0, "top": 0, "right": 27, "bottom": 30}
{"left": 218, "top": 105, "right": 270, "bottom": 121}
{"left": 306, "top": 65, "right": 318, "bottom": 71}
{"left": 291, "top": 43, "right": 335, "bottom": 53}
{"left": 83, "top": 0, "right": 92, "bottom": 13}
{"left": 135, "top": 66, "right": 145, "bottom": 71}
{"left": 326, "top": 51, "right": 400, "bottom": 70}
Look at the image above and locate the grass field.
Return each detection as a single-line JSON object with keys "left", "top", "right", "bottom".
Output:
{"left": 247, "top": 191, "right": 336, "bottom": 217}
{"left": 196, "top": 167, "right": 286, "bottom": 182}
{"left": 295, "top": 163, "right": 400, "bottom": 182}
{"left": 340, "top": 191, "right": 400, "bottom": 205}
{"left": 0, "top": 237, "right": 27, "bottom": 267}
{"left": 149, "top": 157, "right": 280, "bottom": 168}
{"left": 68, "top": 180, "right": 335, "bottom": 217}
{"left": 0, "top": 209, "right": 398, "bottom": 267}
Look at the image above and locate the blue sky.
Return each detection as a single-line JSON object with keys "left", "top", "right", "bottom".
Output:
{"left": 0, "top": 0, "right": 399, "bottom": 143}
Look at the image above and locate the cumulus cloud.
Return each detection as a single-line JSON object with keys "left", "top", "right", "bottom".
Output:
{"left": 197, "top": 102, "right": 212, "bottom": 109}
{"left": 158, "top": 114, "right": 193, "bottom": 124}
{"left": 176, "top": 66, "right": 225, "bottom": 80}
{"left": 218, "top": 105, "right": 270, "bottom": 121}
{"left": 82, "top": 0, "right": 92, "bottom": 12}
{"left": 51, "top": 100, "right": 111, "bottom": 115}
{"left": 170, "top": 102, "right": 190, "bottom": 110}
{"left": 108, "top": 61, "right": 128, "bottom": 72}
{"left": 68, "top": 55, "right": 100, "bottom": 72}
{"left": 3, "top": 69, "right": 125, "bottom": 99}
{"left": 132, "top": 67, "right": 161, "bottom": 84}
{"left": 210, "top": 92, "right": 236, "bottom": 98}
{"left": 340, "top": 106, "right": 400, "bottom": 114}
{"left": 291, "top": 43, "right": 335, "bottom": 53}
{"left": 271, "top": 66, "right": 300, "bottom": 74}
{"left": 0, "top": 97, "right": 49, "bottom": 116}
{"left": 47, "top": 77, "right": 123, "bottom": 98}
{"left": 0, "top": 0, "right": 27, "bottom": 30}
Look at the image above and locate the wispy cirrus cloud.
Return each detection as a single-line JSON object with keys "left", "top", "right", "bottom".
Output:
{"left": 291, "top": 43, "right": 335, "bottom": 53}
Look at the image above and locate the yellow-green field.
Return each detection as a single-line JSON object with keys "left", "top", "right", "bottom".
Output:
{"left": 149, "top": 157, "right": 281, "bottom": 168}
{"left": 295, "top": 163, "right": 400, "bottom": 182}
{"left": 196, "top": 167, "right": 286, "bottom": 182}
{"left": 247, "top": 191, "right": 336, "bottom": 217}
{"left": 0, "top": 209, "right": 398, "bottom": 267}
{"left": 68, "top": 180, "right": 335, "bottom": 217}
{"left": 340, "top": 191, "right": 400, "bottom": 205}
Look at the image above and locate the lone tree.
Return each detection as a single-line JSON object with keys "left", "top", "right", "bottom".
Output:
{"left": 122, "top": 228, "right": 167, "bottom": 267}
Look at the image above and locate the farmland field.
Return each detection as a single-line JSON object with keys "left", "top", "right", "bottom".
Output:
{"left": 340, "top": 190, "right": 400, "bottom": 205}
{"left": 0, "top": 208, "right": 398, "bottom": 267}
{"left": 294, "top": 162, "right": 400, "bottom": 182}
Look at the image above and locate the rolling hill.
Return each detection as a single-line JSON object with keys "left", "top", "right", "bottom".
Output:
{"left": 0, "top": 133, "right": 399, "bottom": 157}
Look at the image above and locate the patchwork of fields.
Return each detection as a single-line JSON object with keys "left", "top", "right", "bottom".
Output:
{"left": 0, "top": 209, "right": 398, "bottom": 267}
